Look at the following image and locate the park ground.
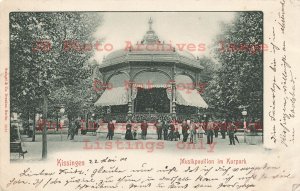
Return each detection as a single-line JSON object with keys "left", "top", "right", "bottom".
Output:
{"left": 10, "top": 128, "right": 264, "bottom": 162}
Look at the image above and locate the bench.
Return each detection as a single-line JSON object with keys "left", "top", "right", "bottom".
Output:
{"left": 10, "top": 142, "right": 27, "bottom": 159}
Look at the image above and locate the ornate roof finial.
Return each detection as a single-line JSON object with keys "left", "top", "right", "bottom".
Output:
{"left": 148, "top": 17, "right": 153, "bottom": 30}
{"left": 142, "top": 17, "right": 159, "bottom": 44}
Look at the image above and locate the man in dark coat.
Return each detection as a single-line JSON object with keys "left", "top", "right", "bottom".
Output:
{"left": 68, "top": 121, "right": 76, "bottom": 140}
{"left": 181, "top": 120, "right": 189, "bottom": 142}
{"left": 107, "top": 120, "right": 115, "bottom": 140}
{"left": 163, "top": 120, "right": 169, "bottom": 140}
{"left": 168, "top": 120, "right": 176, "bottom": 141}
{"left": 141, "top": 120, "right": 148, "bottom": 140}
{"left": 75, "top": 119, "right": 81, "bottom": 135}
{"left": 206, "top": 119, "right": 214, "bottom": 144}
{"left": 228, "top": 121, "right": 237, "bottom": 145}
{"left": 155, "top": 120, "right": 163, "bottom": 140}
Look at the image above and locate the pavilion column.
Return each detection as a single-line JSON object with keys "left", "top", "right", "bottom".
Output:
{"left": 169, "top": 90, "right": 172, "bottom": 113}
{"left": 195, "top": 73, "right": 200, "bottom": 117}
{"left": 171, "top": 80, "right": 176, "bottom": 116}
{"left": 131, "top": 82, "right": 135, "bottom": 114}
{"left": 127, "top": 81, "right": 133, "bottom": 118}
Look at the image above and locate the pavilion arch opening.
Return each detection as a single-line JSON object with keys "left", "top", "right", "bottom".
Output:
{"left": 107, "top": 72, "right": 129, "bottom": 87}
{"left": 106, "top": 73, "right": 129, "bottom": 113}
{"left": 133, "top": 71, "right": 171, "bottom": 113}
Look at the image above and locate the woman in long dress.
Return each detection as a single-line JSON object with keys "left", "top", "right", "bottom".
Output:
{"left": 132, "top": 121, "right": 138, "bottom": 140}
{"left": 125, "top": 120, "right": 133, "bottom": 140}
{"left": 198, "top": 122, "right": 205, "bottom": 139}
{"left": 189, "top": 121, "right": 198, "bottom": 144}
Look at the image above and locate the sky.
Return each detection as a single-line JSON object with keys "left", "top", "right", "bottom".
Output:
{"left": 92, "top": 12, "right": 236, "bottom": 63}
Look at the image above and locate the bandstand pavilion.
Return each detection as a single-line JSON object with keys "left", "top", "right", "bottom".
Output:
{"left": 94, "top": 18, "right": 208, "bottom": 122}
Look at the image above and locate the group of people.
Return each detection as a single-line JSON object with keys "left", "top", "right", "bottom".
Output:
{"left": 66, "top": 117, "right": 242, "bottom": 145}
{"left": 205, "top": 119, "right": 240, "bottom": 145}
{"left": 213, "top": 119, "right": 243, "bottom": 145}
{"left": 108, "top": 120, "right": 149, "bottom": 140}
{"left": 151, "top": 119, "right": 181, "bottom": 141}
{"left": 160, "top": 118, "right": 241, "bottom": 145}
{"left": 103, "top": 118, "right": 242, "bottom": 145}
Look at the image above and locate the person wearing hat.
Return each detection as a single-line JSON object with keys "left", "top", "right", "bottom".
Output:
{"left": 168, "top": 119, "right": 175, "bottom": 141}
{"left": 181, "top": 120, "right": 189, "bottom": 142}
{"left": 155, "top": 119, "right": 163, "bottom": 140}
{"left": 163, "top": 120, "right": 169, "bottom": 140}
{"left": 68, "top": 121, "right": 76, "bottom": 140}
{"left": 228, "top": 120, "right": 237, "bottom": 145}
{"left": 190, "top": 121, "right": 198, "bottom": 144}
{"left": 141, "top": 120, "right": 148, "bottom": 140}
{"left": 220, "top": 119, "right": 227, "bottom": 139}
{"left": 206, "top": 118, "right": 214, "bottom": 144}
{"left": 125, "top": 120, "right": 133, "bottom": 140}
{"left": 107, "top": 120, "right": 115, "bottom": 140}
{"left": 214, "top": 120, "right": 220, "bottom": 138}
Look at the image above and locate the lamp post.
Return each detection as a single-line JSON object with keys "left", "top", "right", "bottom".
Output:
{"left": 92, "top": 113, "right": 95, "bottom": 131}
{"left": 242, "top": 108, "right": 247, "bottom": 143}
{"left": 54, "top": 105, "right": 64, "bottom": 129}
{"left": 59, "top": 107, "right": 65, "bottom": 116}
{"left": 54, "top": 105, "right": 60, "bottom": 131}
{"left": 203, "top": 114, "right": 207, "bottom": 129}
{"left": 59, "top": 107, "right": 65, "bottom": 141}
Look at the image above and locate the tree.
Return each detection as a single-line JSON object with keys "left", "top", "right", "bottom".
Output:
{"left": 10, "top": 12, "right": 103, "bottom": 138}
{"left": 198, "top": 56, "right": 219, "bottom": 83}
{"left": 206, "top": 12, "right": 263, "bottom": 119}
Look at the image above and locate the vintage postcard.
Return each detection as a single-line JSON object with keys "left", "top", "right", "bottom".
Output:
{"left": 0, "top": 0, "right": 299, "bottom": 190}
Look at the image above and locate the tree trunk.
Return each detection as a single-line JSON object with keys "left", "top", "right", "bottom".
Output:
{"left": 32, "top": 107, "right": 36, "bottom": 142}
{"left": 42, "top": 92, "right": 48, "bottom": 159}
{"left": 27, "top": 110, "right": 30, "bottom": 137}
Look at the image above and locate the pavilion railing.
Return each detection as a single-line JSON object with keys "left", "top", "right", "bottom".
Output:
{"left": 102, "top": 112, "right": 201, "bottom": 123}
